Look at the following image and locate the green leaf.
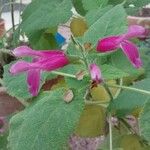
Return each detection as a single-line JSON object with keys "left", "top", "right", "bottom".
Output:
{"left": 0, "top": 132, "right": 8, "bottom": 150}
{"left": 108, "top": 0, "right": 150, "bottom": 7}
{"left": 65, "top": 77, "right": 89, "bottom": 91}
{"left": 101, "top": 64, "right": 129, "bottom": 80}
{"left": 139, "top": 100, "right": 150, "bottom": 143}
{"left": 59, "top": 64, "right": 85, "bottom": 75}
{"left": 109, "top": 79, "right": 150, "bottom": 117}
{"left": 3, "top": 62, "right": 48, "bottom": 100}
{"left": 28, "top": 29, "right": 59, "bottom": 50}
{"left": 67, "top": 42, "right": 82, "bottom": 56}
{"left": 82, "top": 0, "right": 108, "bottom": 11}
{"left": 85, "top": 5, "right": 112, "bottom": 26}
{"left": 8, "top": 89, "right": 84, "bottom": 150}
{"left": 72, "top": 0, "right": 87, "bottom": 16}
{"left": 19, "top": 0, "right": 72, "bottom": 33}
{"left": 83, "top": 4, "right": 127, "bottom": 46}
{"left": 108, "top": 0, "right": 150, "bottom": 15}
{"left": 111, "top": 50, "right": 144, "bottom": 76}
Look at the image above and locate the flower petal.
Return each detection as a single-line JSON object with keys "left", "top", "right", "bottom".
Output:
{"left": 89, "top": 64, "right": 102, "bottom": 84}
{"left": 9, "top": 61, "right": 31, "bottom": 75}
{"left": 13, "top": 46, "right": 65, "bottom": 58}
{"left": 120, "top": 40, "right": 142, "bottom": 68}
{"left": 35, "top": 56, "right": 69, "bottom": 71}
{"left": 96, "top": 36, "right": 123, "bottom": 52}
{"left": 125, "top": 25, "right": 146, "bottom": 39}
{"left": 27, "top": 69, "right": 41, "bottom": 96}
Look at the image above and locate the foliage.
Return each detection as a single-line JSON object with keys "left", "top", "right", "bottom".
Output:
{"left": 139, "top": 100, "right": 150, "bottom": 143}
{"left": 83, "top": 4, "right": 127, "bottom": 46}
{"left": 109, "top": 79, "right": 150, "bottom": 117}
{"left": 8, "top": 89, "right": 84, "bottom": 150}
{"left": 1, "top": 0, "right": 150, "bottom": 149}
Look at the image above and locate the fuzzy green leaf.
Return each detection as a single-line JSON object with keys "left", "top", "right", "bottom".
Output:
{"left": 82, "top": 0, "right": 108, "bottom": 11}
{"left": 101, "top": 64, "right": 129, "bottom": 80}
{"left": 85, "top": 5, "right": 112, "bottom": 26}
{"left": 139, "top": 100, "right": 150, "bottom": 143}
{"left": 72, "top": 0, "right": 87, "bottom": 16}
{"left": 8, "top": 89, "right": 84, "bottom": 150}
{"left": 111, "top": 50, "right": 145, "bottom": 76}
{"left": 109, "top": 79, "right": 150, "bottom": 117}
{"left": 83, "top": 4, "right": 127, "bottom": 46}
{"left": 20, "top": 0, "right": 72, "bottom": 33}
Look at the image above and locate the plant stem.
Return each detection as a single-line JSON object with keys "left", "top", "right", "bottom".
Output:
{"left": 10, "top": 0, "right": 15, "bottom": 32}
{"left": 120, "top": 118, "right": 137, "bottom": 134}
{"left": 106, "top": 84, "right": 150, "bottom": 95}
{"left": 85, "top": 100, "right": 110, "bottom": 104}
{"left": 109, "top": 113, "right": 113, "bottom": 150}
{"left": 103, "top": 83, "right": 114, "bottom": 150}
{"left": 103, "top": 83, "right": 114, "bottom": 100}
{"left": 51, "top": 71, "right": 76, "bottom": 78}
{"left": 71, "top": 35, "right": 89, "bottom": 70}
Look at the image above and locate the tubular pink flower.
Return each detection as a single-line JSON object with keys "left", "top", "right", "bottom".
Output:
{"left": 89, "top": 64, "right": 102, "bottom": 84}
{"left": 10, "top": 46, "right": 69, "bottom": 96}
{"left": 13, "top": 46, "right": 65, "bottom": 58}
{"left": 96, "top": 25, "right": 146, "bottom": 68}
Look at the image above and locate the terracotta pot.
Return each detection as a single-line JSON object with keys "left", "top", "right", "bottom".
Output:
{"left": 0, "top": 87, "right": 24, "bottom": 117}
{"left": 127, "top": 16, "right": 150, "bottom": 39}
{"left": 0, "top": 18, "right": 5, "bottom": 38}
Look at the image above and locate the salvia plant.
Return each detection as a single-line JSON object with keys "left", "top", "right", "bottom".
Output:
{"left": 1, "top": 0, "right": 150, "bottom": 150}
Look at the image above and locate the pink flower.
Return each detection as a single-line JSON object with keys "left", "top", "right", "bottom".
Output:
{"left": 96, "top": 25, "right": 146, "bottom": 68}
{"left": 10, "top": 46, "right": 69, "bottom": 96}
{"left": 89, "top": 64, "right": 103, "bottom": 84}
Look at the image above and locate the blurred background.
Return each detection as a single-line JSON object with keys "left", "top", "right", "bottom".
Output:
{"left": 0, "top": 0, "right": 31, "bottom": 30}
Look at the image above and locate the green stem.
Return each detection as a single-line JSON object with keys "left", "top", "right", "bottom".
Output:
{"left": 103, "top": 84, "right": 114, "bottom": 150}
{"left": 120, "top": 118, "right": 136, "bottom": 134}
{"left": 10, "top": 0, "right": 15, "bottom": 32}
{"left": 106, "top": 84, "right": 150, "bottom": 96}
{"left": 85, "top": 100, "right": 110, "bottom": 104}
{"left": 109, "top": 114, "right": 113, "bottom": 150}
{"left": 103, "top": 83, "right": 114, "bottom": 100}
{"left": 51, "top": 71, "right": 76, "bottom": 78}
{"left": 71, "top": 35, "right": 89, "bottom": 70}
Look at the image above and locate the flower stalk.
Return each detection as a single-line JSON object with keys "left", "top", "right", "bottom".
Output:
{"left": 106, "top": 83, "right": 150, "bottom": 95}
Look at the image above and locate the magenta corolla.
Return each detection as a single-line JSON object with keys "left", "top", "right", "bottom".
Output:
{"left": 96, "top": 25, "right": 146, "bottom": 68}
{"left": 10, "top": 46, "right": 69, "bottom": 96}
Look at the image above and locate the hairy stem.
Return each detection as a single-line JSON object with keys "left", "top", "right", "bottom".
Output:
{"left": 106, "top": 84, "right": 150, "bottom": 95}
{"left": 51, "top": 71, "right": 76, "bottom": 78}
{"left": 109, "top": 114, "right": 113, "bottom": 150}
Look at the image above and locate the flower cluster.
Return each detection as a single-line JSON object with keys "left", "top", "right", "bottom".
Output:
{"left": 10, "top": 25, "right": 145, "bottom": 96}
